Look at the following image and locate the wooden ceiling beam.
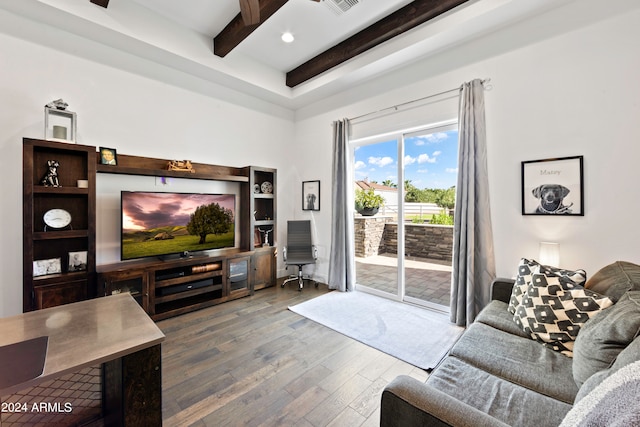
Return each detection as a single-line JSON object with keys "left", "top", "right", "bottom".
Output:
{"left": 90, "top": 0, "right": 109, "bottom": 8}
{"left": 286, "top": 0, "right": 470, "bottom": 87}
{"left": 214, "top": 0, "right": 289, "bottom": 58}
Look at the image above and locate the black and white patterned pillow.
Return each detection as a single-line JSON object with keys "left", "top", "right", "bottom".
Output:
{"left": 512, "top": 264, "right": 613, "bottom": 357}
{"left": 507, "top": 259, "right": 587, "bottom": 314}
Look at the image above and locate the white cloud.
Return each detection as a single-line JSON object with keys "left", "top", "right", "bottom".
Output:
{"left": 414, "top": 132, "right": 449, "bottom": 145}
{"left": 445, "top": 168, "right": 458, "bottom": 173}
{"left": 404, "top": 155, "right": 416, "bottom": 166}
{"left": 417, "top": 169, "right": 429, "bottom": 174}
{"left": 368, "top": 156, "right": 394, "bottom": 167}
{"left": 418, "top": 153, "right": 436, "bottom": 164}
{"left": 354, "top": 160, "right": 366, "bottom": 170}
{"left": 432, "top": 150, "right": 442, "bottom": 157}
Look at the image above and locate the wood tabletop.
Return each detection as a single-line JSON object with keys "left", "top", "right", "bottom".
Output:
{"left": 0, "top": 293, "right": 165, "bottom": 395}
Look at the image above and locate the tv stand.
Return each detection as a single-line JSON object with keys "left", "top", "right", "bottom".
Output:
{"left": 97, "top": 249, "right": 273, "bottom": 321}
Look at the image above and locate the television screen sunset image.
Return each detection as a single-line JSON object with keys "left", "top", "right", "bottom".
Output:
{"left": 121, "top": 192, "right": 235, "bottom": 260}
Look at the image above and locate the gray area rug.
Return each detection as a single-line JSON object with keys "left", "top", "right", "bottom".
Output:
{"left": 289, "top": 291, "right": 464, "bottom": 370}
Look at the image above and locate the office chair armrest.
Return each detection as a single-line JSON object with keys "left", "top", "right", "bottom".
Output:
{"left": 313, "top": 245, "right": 318, "bottom": 260}
{"left": 283, "top": 246, "right": 287, "bottom": 262}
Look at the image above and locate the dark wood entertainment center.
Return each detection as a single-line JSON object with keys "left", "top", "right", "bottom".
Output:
{"left": 23, "top": 138, "right": 276, "bottom": 318}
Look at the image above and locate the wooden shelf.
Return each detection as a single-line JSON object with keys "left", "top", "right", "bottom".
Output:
{"left": 96, "top": 153, "right": 249, "bottom": 183}
{"left": 33, "top": 230, "right": 89, "bottom": 240}
{"left": 154, "top": 270, "right": 223, "bottom": 289}
{"left": 32, "top": 271, "right": 88, "bottom": 285}
{"left": 33, "top": 186, "right": 89, "bottom": 195}
{"left": 155, "top": 284, "right": 223, "bottom": 304}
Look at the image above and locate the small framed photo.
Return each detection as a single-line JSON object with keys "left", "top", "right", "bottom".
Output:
{"left": 302, "top": 180, "right": 320, "bottom": 211}
{"left": 522, "top": 156, "right": 584, "bottom": 216}
{"left": 33, "top": 258, "right": 62, "bottom": 277}
{"left": 68, "top": 251, "right": 88, "bottom": 272}
{"left": 99, "top": 147, "right": 118, "bottom": 165}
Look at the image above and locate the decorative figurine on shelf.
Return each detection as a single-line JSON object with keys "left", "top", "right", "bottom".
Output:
{"left": 41, "top": 160, "right": 61, "bottom": 187}
{"left": 45, "top": 99, "right": 69, "bottom": 110}
{"left": 167, "top": 160, "right": 196, "bottom": 173}
{"left": 258, "top": 226, "right": 273, "bottom": 247}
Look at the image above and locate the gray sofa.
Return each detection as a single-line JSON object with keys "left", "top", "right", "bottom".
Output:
{"left": 381, "top": 261, "right": 640, "bottom": 427}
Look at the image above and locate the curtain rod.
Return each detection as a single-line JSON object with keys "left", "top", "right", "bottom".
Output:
{"left": 348, "top": 78, "right": 490, "bottom": 122}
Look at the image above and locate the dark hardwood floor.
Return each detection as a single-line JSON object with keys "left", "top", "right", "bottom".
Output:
{"left": 158, "top": 282, "right": 429, "bottom": 426}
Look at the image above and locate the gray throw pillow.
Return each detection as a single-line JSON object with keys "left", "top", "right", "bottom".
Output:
{"left": 584, "top": 261, "right": 640, "bottom": 302}
{"left": 573, "top": 291, "right": 640, "bottom": 387}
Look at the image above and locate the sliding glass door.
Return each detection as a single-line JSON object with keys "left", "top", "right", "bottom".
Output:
{"left": 352, "top": 124, "right": 458, "bottom": 311}
{"left": 354, "top": 138, "right": 399, "bottom": 297}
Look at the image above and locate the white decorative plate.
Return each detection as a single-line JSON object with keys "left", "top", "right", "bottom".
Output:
{"left": 261, "top": 181, "right": 273, "bottom": 194}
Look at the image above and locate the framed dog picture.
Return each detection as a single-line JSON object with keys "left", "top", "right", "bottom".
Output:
{"left": 302, "top": 180, "right": 320, "bottom": 211}
{"left": 522, "top": 156, "right": 584, "bottom": 216}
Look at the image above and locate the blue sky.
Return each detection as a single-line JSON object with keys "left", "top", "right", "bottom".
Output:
{"left": 354, "top": 129, "right": 459, "bottom": 189}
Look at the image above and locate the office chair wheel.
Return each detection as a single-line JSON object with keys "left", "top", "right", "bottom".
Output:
{"left": 314, "top": 282, "right": 319, "bottom": 288}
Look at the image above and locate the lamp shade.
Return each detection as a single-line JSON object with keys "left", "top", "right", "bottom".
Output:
{"left": 539, "top": 242, "right": 560, "bottom": 266}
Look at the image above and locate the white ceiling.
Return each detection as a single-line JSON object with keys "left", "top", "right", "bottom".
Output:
{"left": 1, "top": 0, "right": 635, "bottom": 110}
{"left": 130, "top": 0, "right": 416, "bottom": 73}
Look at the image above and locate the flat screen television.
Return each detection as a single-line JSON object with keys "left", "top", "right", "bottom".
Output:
{"left": 121, "top": 191, "right": 236, "bottom": 260}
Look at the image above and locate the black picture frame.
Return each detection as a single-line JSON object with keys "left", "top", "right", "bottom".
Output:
{"left": 99, "top": 147, "right": 118, "bottom": 165}
{"left": 521, "top": 155, "right": 584, "bottom": 216}
{"left": 302, "top": 180, "right": 320, "bottom": 211}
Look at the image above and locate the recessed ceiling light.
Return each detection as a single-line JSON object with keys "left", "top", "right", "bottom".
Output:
{"left": 281, "top": 32, "right": 295, "bottom": 43}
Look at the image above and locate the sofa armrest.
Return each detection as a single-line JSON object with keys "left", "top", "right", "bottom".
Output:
{"left": 381, "top": 375, "right": 510, "bottom": 427}
{"left": 490, "top": 278, "right": 515, "bottom": 303}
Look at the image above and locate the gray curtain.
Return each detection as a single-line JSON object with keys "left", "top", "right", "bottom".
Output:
{"left": 328, "top": 119, "right": 356, "bottom": 292}
{"left": 450, "top": 79, "right": 496, "bottom": 327}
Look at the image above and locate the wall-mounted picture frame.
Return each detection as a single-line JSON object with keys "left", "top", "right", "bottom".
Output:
{"left": 302, "top": 180, "right": 320, "bottom": 211}
{"left": 33, "top": 257, "right": 62, "bottom": 277}
{"left": 521, "top": 155, "right": 584, "bottom": 216}
{"left": 99, "top": 147, "right": 117, "bottom": 165}
{"left": 68, "top": 250, "right": 88, "bottom": 272}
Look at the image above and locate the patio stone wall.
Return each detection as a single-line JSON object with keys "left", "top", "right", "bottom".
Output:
{"left": 355, "top": 216, "right": 454, "bottom": 262}
{"left": 383, "top": 223, "right": 454, "bottom": 262}
{"left": 354, "top": 215, "right": 391, "bottom": 257}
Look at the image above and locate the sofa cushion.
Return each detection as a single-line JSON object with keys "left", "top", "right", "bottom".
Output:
{"left": 575, "top": 334, "right": 640, "bottom": 402}
{"left": 449, "top": 322, "right": 578, "bottom": 403}
{"left": 512, "top": 265, "right": 613, "bottom": 356}
{"left": 508, "top": 259, "right": 586, "bottom": 314}
{"left": 585, "top": 261, "right": 640, "bottom": 301}
{"left": 427, "top": 355, "right": 572, "bottom": 427}
{"left": 560, "top": 360, "right": 640, "bottom": 427}
{"left": 573, "top": 291, "right": 640, "bottom": 387}
{"left": 475, "top": 300, "right": 531, "bottom": 338}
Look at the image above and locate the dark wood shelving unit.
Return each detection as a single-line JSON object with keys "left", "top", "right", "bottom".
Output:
{"left": 23, "top": 138, "right": 276, "bottom": 318}
{"left": 23, "top": 138, "right": 96, "bottom": 312}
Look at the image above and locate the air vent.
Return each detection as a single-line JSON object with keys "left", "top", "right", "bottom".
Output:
{"left": 323, "top": 0, "right": 360, "bottom": 15}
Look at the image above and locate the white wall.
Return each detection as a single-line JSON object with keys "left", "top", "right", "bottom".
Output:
{"left": 293, "top": 7, "right": 640, "bottom": 282}
{"left": 2, "top": 2, "right": 640, "bottom": 317}
{"left": 0, "top": 28, "right": 295, "bottom": 317}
